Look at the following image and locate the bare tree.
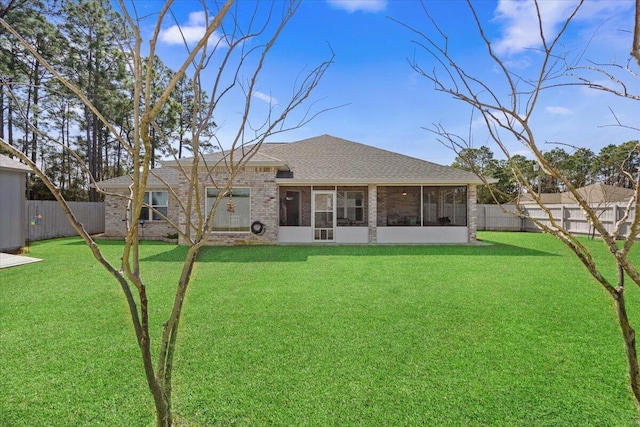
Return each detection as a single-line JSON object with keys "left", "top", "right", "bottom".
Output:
{"left": 402, "top": 0, "right": 640, "bottom": 405}
{"left": 0, "top": 1, "right": 333, "bottom": 425}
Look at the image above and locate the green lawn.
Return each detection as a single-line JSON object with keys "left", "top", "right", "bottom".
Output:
{"left": 2, "top": 232, "right": 640, "bottom": 426}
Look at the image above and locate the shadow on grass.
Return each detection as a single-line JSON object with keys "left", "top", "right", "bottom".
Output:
{"left": 63, "top": 238, "right": 171, "bottom": 247}
{"left": 132, "top": 240, "right": 559, "bottom": 263}
{"left": 59, "top": 235, "right": 558, "bottom": 263}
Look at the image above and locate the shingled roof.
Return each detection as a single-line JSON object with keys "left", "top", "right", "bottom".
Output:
{"left": 0, "top": 154, "right": 31, "bottom": 173}
{"left": 98, "top": 135, "right": 488, "bottom": 187}
{"left": 95, "top": 167, "right": 179, "bottom": 189}
{"left": 258, "top": 135, "right": 485, "bottom": 184}
{"left": 520, "top": 183, "right": 635, "bottom": 205}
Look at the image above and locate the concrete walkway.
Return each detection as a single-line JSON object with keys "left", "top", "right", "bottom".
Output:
{"left": 0, "top": 253, "right": 43, "bottom": 269}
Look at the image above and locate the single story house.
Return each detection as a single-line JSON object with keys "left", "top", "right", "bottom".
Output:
{"left": 0, "top": 154, "right": 31, "bottom": 252}
{"left": 519, "top": 183, "right": 635, "bottom": 205}
{"left": 97, "top": 135, "right": 491, "bottom": 244}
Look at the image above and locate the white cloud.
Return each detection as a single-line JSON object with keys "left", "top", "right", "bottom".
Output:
{"left": 493, "top": 0, "right": 579, "bottom": 56}
{"left": 253, "top": 91, "right": 277, "bottom": 105}
{"left": 327, "top": 0, "right": 387, "bottom": 13}
{"left": 492, "top": 0, "right": 635, "bottom": 57}
{"left": 546, "top": 106, "right": 573, "bottom": 115}
{"left": 159, "top": 11, "right": 222, "bottom": 45}
{"left": 576, "top": 0, "right": 633, "bottom": 22}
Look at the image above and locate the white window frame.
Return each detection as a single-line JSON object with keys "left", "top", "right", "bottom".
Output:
{"left": 140, "top": 190, "right": 168, "bottom": 221}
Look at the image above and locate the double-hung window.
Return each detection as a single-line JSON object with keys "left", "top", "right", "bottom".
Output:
{"left": 140, "top": 191, "right": 168, "bottom": 221}
{"left": 206, "top": 187, "right": 251, "bottom": 232}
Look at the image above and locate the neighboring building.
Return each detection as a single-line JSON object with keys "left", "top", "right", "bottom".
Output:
{"left": 0, "top": 155, "right": 31, "bottom": 252}
{"left": 97, "top": 135, "right": 491, "bottom": 245}
{"left": 519, "top": 183, "right": 635, "bottom": 205}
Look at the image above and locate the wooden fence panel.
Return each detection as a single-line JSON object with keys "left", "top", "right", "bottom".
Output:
{"left": 25, "top": 200, "right": 105, "bottom": 242}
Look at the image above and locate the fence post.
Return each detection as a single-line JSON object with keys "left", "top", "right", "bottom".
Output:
{"left": 483, "top": 205, "right": 487, "bottom": 231}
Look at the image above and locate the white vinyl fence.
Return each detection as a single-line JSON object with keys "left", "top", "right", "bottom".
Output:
{"left": 477, "top": 203, "right": 634, "bottom": 237}
{"left": 25, "top": 200, "right": 105, "bottom": 242}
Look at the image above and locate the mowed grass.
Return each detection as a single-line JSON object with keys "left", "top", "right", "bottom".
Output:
{"left": 2, "top": 232, "right": 640, "bottom": 426}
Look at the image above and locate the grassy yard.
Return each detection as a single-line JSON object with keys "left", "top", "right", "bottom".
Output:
{"left": 2, "top": 231, "right": 640, "bottom": 426}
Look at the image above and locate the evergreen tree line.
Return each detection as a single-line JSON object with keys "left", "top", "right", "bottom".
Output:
{"left": 452, "top": 141, "right": 639, "bottom": 204}
{"left": 0, "top": 0, "right": 212, "bottom": 201}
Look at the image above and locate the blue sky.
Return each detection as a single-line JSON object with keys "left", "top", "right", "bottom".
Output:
{"left": 148, "top": 0, "right": 639, "bottom": 166}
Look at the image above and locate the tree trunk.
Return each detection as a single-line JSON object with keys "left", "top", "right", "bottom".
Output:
{"left": 7, "top": 45, "right": 15, "bottom": 147}
{"left": 23, "top": 78, "right": 32, "bottom": 157}
{"left": 614, "top": 288, "right": 640, "bottom": 403}
{"left": 7, "top": 89, "right": 13, "bottom": 146}
{"left": 0, "top": 84, "right": 4, "bottom": 140}
{"left": 31, "top": 61, "right": 40, "bottom": 166}
{"left": 86, "top": 25, "right": 98, "bottom": 202}
{"left": 155, "top": 404, "right": 171, "bottom": 427}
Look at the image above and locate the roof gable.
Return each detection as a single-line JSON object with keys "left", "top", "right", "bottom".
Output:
{"left": 95, "top": 167, "right": 179, "bottom": 189}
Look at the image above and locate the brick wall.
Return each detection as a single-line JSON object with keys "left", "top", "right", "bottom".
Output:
{"left": 104, "top": 176, "right": 478, "bottom": 244}
{"left": 179, "top": 166, "right": 279, "bottom": 245}
{"left": 368, "top": 184, "right": 377, "bottom": 243}
{"left": 104, "top": 188, "right": 178, "bottom": 240}
{"left": 467, "top": 184, "right": 477, "bottom": 242}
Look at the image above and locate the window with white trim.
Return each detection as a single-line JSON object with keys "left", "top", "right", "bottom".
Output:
{"left": 140, "top": 191, "right": 168, "bottom": 221}
{"left": 206, "top": 187, "right": 251, "bottom": 232}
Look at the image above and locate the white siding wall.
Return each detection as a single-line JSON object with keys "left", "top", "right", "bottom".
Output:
{"left": 0, "top": 170, "right": 27, "bottom": 251}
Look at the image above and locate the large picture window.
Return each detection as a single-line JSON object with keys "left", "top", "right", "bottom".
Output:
{"left": 206, "top": 187, "right": 251, "bottom": 232}
{"left": 140, "top": 191, "right": 168, "bottom": 221}
{"left": 336, "top": 191, "right": 364, "bottom": 225}
{"left": 423, "top": 186, "right": 467, "bottom": 226}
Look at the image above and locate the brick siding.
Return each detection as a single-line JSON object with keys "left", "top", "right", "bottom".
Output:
{"left": 178, "top": 167, "right": 279, "bottom": 245}
{"left": 104, "top": 188, "right": 178, "bottom": 240}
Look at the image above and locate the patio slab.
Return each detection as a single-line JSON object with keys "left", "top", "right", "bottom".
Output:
{"left": 0, "top": 253, "right": 43, "bottom": 269}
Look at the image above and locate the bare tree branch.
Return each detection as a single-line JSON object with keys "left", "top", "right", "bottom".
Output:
{"left": 407, "top": 0, "right": 640, "bottom": 404}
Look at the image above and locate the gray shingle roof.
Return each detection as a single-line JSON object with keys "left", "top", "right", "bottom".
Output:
{"left": 163, "top": 149, "right": 287, "bottom": 168}
{"left": 95, "top": 167, "right": 179, "bottom": 189}
{"left": 0, "top": 154, "right": 31, "bottom": 173}
{"left": 520, "top": 184, "right": 635, "bottom": 204}
{"left": 97, "top": 134, "right": 488, "bottom": 187}
{"left": 259, "top": 135, "right": 485, "bottom": 184}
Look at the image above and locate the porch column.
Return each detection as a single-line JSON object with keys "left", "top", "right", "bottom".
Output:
{"left": 468, "top": 184, "right": 477, "bottom": 242}
{"left": 368, "top": 184, "right": 377, "bottom": 243}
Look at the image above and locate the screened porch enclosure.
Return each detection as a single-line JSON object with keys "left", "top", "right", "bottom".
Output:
{"left": 377, "top": 186, "right": 467, "bottom": 227}
{"left": 277, "top": 185, "right": 470, "bottom": 243}
{"left": 278, "top": 186, "right": 369, "bottom": 243}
